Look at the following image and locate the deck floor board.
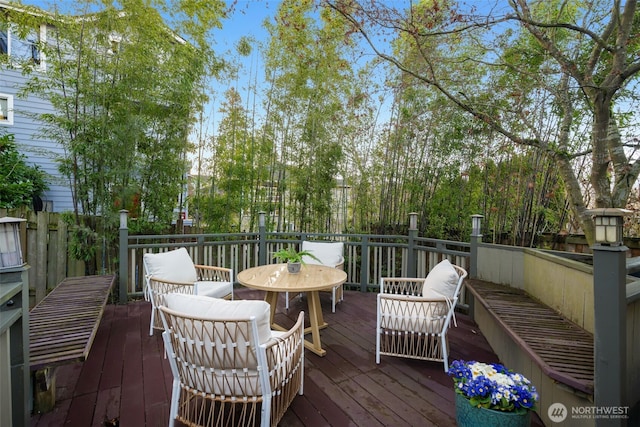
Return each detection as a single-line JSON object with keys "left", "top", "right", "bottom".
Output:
{"left": 30, "top": 287, "right": 545, "bottom": 426}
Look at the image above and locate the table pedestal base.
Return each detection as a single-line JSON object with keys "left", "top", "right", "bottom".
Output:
{"left": 265, "top": 290, "right": 327, "bottom": 356}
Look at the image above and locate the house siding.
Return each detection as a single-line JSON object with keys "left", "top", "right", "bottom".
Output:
{"left": 1, "top": 58, "right": 74, "bottom": 212}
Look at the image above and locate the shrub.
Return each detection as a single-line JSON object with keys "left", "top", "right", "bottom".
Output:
{"left": 0, "top": 132, "right": 48, "bottom": 208}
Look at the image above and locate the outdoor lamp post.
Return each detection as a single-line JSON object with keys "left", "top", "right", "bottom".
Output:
{"left": 409, "top": 212, "right": 418, "bottom": 230}
{"left": 471, "top": 214, "right": 483, "bottom": 238}
{"left": 119, "top": 209, "right": 128, "bottom": 230}
{"left": 118, "top": 210, "right": 128, "bottom": 304}
{"left": 407, "top": 213, "right": 418, "bottom": 278}
{"left": 590, "top": 208, "right": 629, "bottom": 246}
{"left": 258, "top": 212, "right": 267, "bottom": 265}
{"left": 585, "top": 208, "right": 631, "bottom": 427}
{"left": 470, "top": 215, "right": 483, "bottom": 279}
{"left": 0, "top": 217, "right": 26, "bottom": 270}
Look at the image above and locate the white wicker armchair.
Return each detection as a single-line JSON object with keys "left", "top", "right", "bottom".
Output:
{"left": 376, "top": 259, "right": 467, "bottom": 372}
{"left": 159, "top": 293, "right": 304, "bottom": 427}
{"left": 143, "top": 248, "right": 233, "bottom": 335}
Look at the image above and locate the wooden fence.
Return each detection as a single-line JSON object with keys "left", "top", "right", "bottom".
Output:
{"left": 1, "top": 207, "right": 85, "bottom": 307}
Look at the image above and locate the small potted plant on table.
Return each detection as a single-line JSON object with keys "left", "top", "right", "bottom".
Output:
{"left": 273, "top": 247, "right": 320, "bottom": 273}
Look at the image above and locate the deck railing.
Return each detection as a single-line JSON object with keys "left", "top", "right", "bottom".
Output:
{"left": 118, "top": 212, "right": 470, "bottom": 303}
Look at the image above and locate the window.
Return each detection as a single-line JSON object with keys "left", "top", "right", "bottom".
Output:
{"left": 0, "top": 27, "right": 7, "bottom": 55}
{"left": 0, "top": 94, "right": 14, "bottom": 125}
{"left": 11, "top": 30, "right": 40, "bottom": 64}
{"left": 107, "top": 33, "right": 121, "bottom": 56}
{"left": 0, "top": 22, "right": 45, "bottom": 68}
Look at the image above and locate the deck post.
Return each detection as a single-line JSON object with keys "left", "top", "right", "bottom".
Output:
{"left": 119, "top": 210, "right": 129, "bottom": 304}
{"left": 360, "top": 236, "right": 369, "bottom": 292}
{"left": 258, "top": 212, "right": 266, "bottom": 266}
{"left": 592, "top": 244, "right": 627, "bottom": 426}
{"left": 470, "top": 215, "right": 483, "bottom": 279}
{"left": 587, "top": 208, "right": 630, "bottom": 426}
{"left": 196, "top": 235, "right": 205, "bottom": 265}
{"left": 407, "top": 213, "right": 417, "bottom": 278}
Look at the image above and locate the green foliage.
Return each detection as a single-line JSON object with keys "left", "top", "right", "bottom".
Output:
{"left": 60, "top": 212, "right": 99, "bottom": 271}
{"left": 68, "top": 225, "right": 99, "bottom": 263}
{"left": 328, "top": 0, "right": 640, "bottom": 245}
{"left": 199, "top": 87, "right": 273, "bottom": 232}
{"left": 126, "top": 217, "right": 170, "bottom": 235}
{"left": 273, "top": 247, "right": 320, "bottom": 264}
{"left": 261, "top": 0, "right": 353, "bottom": 233}
{"left": 0, "top": 133, "right": 48, "bottom": 208}
{"left": 6, "top": 0, "right": 629, "bottom": 250}
{"left": 4, "top": 0, "right": 225, "bottom": 267}
{"left": 17, "top": 1, "right": 203, "bottom": 224}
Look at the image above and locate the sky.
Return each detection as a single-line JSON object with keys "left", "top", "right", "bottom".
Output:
{"left": 193, "top": 1, "right": 279, "bottom": 144}
{"left": 220, "top": 0, "right": 276, "bottom": 45}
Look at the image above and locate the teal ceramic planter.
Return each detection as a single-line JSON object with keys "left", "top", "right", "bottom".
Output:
{"left": 455, "top": 393, "right": 531, "bottom": 427}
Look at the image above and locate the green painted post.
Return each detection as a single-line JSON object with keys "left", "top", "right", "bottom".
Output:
{"left": 593, "top": 245, "right": 627, "bottom": 426}
{"left": 196, "top": 235, "right": 205, "bottom": 265}
{"left": 258, "top": 212, "right": 266, "bottom": 266}
{"left": 360, "top": 235, "right": 369, "bottom": 292}
{"left": 586, "top": 208, "right": 630, "bottom": 426}
{"left": 118, "top": 210, "right": 128, "bottom": 304}
{"left": 470, "top": 214, "right": 483, "bottom": 279}
{"left": 407, "top": 213, "right": 418, "bottom": 278}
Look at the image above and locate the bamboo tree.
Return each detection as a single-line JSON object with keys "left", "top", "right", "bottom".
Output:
{"left": 326, "top": 0, "right": 640, "bottom": 244}
{"left": 202, "top": 87, "right": 272, "bottom": 232}
{"left": 10, "top": 0, "right": 224, "bottom": 271}
{"left": 261, "top": 0, "right": 359, "bottom": 232}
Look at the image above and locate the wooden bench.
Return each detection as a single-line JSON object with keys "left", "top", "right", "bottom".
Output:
{"left": 29, "top": 275, "right": 115, "bottom": 413}
{"left": 466, "top": 279, "right": 594, "bottom": 395}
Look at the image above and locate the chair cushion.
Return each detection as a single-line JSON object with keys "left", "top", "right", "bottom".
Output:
{"left": 422, "top": 259, "right": 459, "bottom": 299}
{"left": 144, "top": 248, "right": 197, "bottom": 283}
{"left": 301, "top": 241, "right": 343, "bottom": 267}
{"left": 162, "top": 293, "right": 274, "bottom": 396}
{"left": 163, "top": 292, "right": 272, "bottom": 346}
{"left": 194, "top": 281, "right": 233, "bottom": 298}
{"left": 379, "top": 298, "right": 449, "bottom": 333}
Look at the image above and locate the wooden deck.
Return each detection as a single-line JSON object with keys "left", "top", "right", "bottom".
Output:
{"left": 30, "top": 287, "right": 544, "bottom": 426}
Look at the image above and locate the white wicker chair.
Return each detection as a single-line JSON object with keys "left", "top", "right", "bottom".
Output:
{"left": 159, "top": 293, "right": 304, "bottom": 427}
{"left": 285, "top": 241, "right": 344, "bottom": 313}
{"left": 143, "top": 248, "right": 233, "bottom": 335}
{"left": 376, "top": 259, "right": 467, "bottom": 372}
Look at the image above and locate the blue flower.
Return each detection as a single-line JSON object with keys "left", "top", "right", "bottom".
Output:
{"left": 448, "top": 360, "right": 538, "bottom": 413}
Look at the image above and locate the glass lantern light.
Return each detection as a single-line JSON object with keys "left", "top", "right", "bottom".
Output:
{"left": 0, "top": 217, "right": 26, "bottom": 269}
{"left": 471, "top": 214, "right": 484, "bottom": 236}
{"left": 586, "top": 208, "right": 631, "bottom": 246}
{"left": 409, "top": 212, "right": 418, "bottom": 230}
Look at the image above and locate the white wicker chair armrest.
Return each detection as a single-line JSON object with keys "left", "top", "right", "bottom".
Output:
{"left": 194, "top": 264, "right": 233, "bottom": 282}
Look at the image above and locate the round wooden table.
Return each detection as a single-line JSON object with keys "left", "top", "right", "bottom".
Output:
{"left": 237, "top": 263, "right": 347, "bottom": 356}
